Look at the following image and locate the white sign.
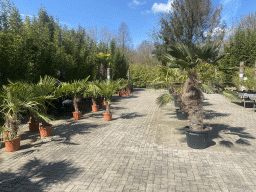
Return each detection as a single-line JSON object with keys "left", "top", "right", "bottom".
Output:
{"left": 239, "top": 74, "right": 243, "bottom": 77}
{"left": 244, "top": 77, "right": 247, "bottom": 80}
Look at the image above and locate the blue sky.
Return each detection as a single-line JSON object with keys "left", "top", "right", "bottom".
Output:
{"left": 14, "top": 0, "right": 255, "bottom": 48}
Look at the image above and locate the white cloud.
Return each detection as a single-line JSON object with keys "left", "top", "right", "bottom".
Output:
{"left": 129, "top": 0, "right": 146, "bottom": 8}
{"left": 151, "top": 0, "right": 174, "bottom": 14}
{"left": 203, "top": 27, "right": 224, "bottom": 37}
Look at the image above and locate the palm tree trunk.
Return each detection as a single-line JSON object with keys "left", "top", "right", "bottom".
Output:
{"left": 73, "top": 96, "right": 80, "bottom": 112}
{"left": 182, "top": 69, "right": 204, "bottom": 130}
{"left": 92, "top": 97, "right": 97, "bottom": 106}
{"left": 106, "top": 104, "right": 110, "bottom": 113}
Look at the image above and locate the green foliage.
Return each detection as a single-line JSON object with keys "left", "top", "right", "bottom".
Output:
{"left": 220, "top": 90, "right": 242, "bottom": 102}
{"left": 232, "top": 66, "right": 256, "bottom": 91}
{"left": 156, "top": 93, "right": 174, "bottom": 108}
{"left": 0, "top": 0, "right": 129, "bottom": 88}
{"left": 95, "top": 79, "right": 121, "bottom": 105}
{"left": 129, "top": 65, "right": 160, "bottom": 88}
{"left": 0, "top": 79, "right": 54, "bottom": 139}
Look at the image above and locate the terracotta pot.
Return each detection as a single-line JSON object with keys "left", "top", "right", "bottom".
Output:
{"left": 92, "top": 105, "right": 99, "bottom": 112}
{"left": 4, "top": 135, "right": 21, "bottom": 152}
{"left": 28, "top": 120, "right": 39, "bottom": 132}
{"left": 39, "top": 125, "right": 52, "bottom": 137}
{"left": 103, "top": 112, "right": 112, "bottom": 121}
{"left": 73, "top": 111, "right": 82, "bottom": 120}
{"left": 103, "top": 100, "right": 108, "bottom": 105}
{"left": 119, "top": 92, "right": 122, "bottom": 97}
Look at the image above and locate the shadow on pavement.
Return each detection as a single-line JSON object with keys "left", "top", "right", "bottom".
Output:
{"left": 208, "top": 123, "right": 255, "bottom": 148}
{"left": 0, "top": 158, "right": 81, "bottom": 191}
{"left": 111, "top": 112, "right": 146, "bottom": 121}
{"left": 204, "top": 109, "right": 230, "bottom": 119}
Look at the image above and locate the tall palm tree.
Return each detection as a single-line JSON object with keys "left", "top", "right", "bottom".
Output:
{"left": 165, "top": 41, "right": 226, "bottom": 130}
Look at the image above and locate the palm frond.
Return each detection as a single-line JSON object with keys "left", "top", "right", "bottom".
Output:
{"left": 198, "top": 83, "right": 215, "bottom": 94}
{"left": 156, "top": 93, "right": 174, "bottom": 107}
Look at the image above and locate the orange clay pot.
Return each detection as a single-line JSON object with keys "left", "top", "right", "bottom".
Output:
{"left": 39, "top": 125, "right": 52, "bottom": 137}
{"left": 4, "top": 135, "right": 21, "bottom": 152}
{"left": 92, "top": 105, "right": 99, "bottom": 112}
{"left": 73, "top": 111, "right": 82, "bottom": 120}
{"left": 103, "top": 112, "right": 112, "bottom": 121}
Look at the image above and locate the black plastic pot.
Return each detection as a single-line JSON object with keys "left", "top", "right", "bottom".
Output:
{"left": 176, "top": 109, "right": 188, "bottom": 120}
{"left": 186, "top": 128, "right": 210, "bottom": 149}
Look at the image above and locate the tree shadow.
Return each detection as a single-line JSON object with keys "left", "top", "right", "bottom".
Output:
{"left": 202, "top": 101, "right": 213, "bottom": 106}
{"left": 111, "top": 112, "right": 146, "bottom": 120}
{"left": 0, "top": 158, "right": 81, "bottom": 191}
{"left": 204, "top": 109, "right": 230, "bottom": 120}
{"left": 208, "top": 123, "right": 255, "bottom": 148}
{"left": 50, "top": 121, "right": 107, "bottom": 146}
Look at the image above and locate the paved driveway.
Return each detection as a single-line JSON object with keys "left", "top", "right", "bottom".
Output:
{"left": 0, "top": 88, "right": 256, "bottom": 192}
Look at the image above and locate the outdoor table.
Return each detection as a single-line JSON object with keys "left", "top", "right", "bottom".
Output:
{"left": 237, "top": 91, "right": 256, "bottom": 112}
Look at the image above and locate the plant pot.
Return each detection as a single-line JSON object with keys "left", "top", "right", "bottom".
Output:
{"left": 92, "top": 105, "right": 99, "bottom": 112}
{"left": 72, "top": 111, "right": 82, "bottom": 120}
{"left": 119, "top": 92, "right": 122, "bottom": 97}
{"left": 174, "top": 100, "right": 181, "bottom": 108}
{"left": 186, "top": 128, "right": 209, "bottom": 149}
{"left": 4, "top": 135, "right": 21, "bottom": 152}
{"left": 28, "top": 120, "right": 39, "bottom": 132}
{"left": 39, "top": 125, "right": 52, "bottom": 137}
{"left": 176, "top": 109, "right": 188, "bottom": 120}
{"left": 103, "top": 100, "right": 108, "bottom": 105}
{"left": 103, "top": 112, "right": 112, "bottom": 121}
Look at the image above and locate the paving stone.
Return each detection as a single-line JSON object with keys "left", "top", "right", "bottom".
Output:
{"left": 0, "top": 89, "right": 256, "bottom": 191}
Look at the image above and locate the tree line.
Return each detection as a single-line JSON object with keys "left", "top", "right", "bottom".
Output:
{"left": 0, "top": 0, "right": 133, "bottom": 87}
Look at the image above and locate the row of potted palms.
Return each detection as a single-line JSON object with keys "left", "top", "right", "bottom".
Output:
{"left": 0, "top": 77, "right": 129, "bottom": 152}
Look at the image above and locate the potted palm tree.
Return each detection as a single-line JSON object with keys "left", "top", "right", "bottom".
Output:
{"left": 0, "top": 80, "right": 53, "bottom": 151}
{"left": 32, "top": 76, "right": 60, "bottom": 137}
{"left": 57, "top": 76, "right": 90, "bottom": 120}
{"left": 88, "top": 80, "right": 102, "bottom": 112}
{"left": 95, "top": 79, "right": 124, "bottom": 121}
{"left": 165, "top": 41, "right": 227, "bottom": 149}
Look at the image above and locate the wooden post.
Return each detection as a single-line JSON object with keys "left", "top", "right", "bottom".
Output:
{"left": 239, "top": 61, "right": 244, "bottom": 81}
{"left": 239, "top": 61, "right": 245, "bottom": 91}
{"left": 254, "top": 60, "right": 256, "bottom": 80}
{"left": 127, "top": 69, "right": 130, "bottom": 80}
{"left": 107, "top": 68, "right": 111, "bottom": 81}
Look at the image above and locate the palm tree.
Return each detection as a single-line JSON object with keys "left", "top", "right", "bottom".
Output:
{"left": 0, "top": 79, "right": 53, "bottom": 140}
{"left": 31, "top": 76, "right": 59, "bottom": 127}
{"left": 88, "top": 80, "right": 102, "bottom": 109}
{"left": 165, "top": 41, "right": 226, "bottom": 130}
{"left": 95, "top": 79, "right": 122, "bottom": 114}
{"left": 150, "top": 66, "right": 187, "bottom": 107}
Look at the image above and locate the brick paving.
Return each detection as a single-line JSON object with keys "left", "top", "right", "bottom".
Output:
{"left": 0, "top": 88, "right": 256, "bottom": 192}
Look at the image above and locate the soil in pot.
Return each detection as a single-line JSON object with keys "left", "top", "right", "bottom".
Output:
{"left": 39, "top": 125, "right": 52, "bottom": 137}
{"left": 28, "top": 120, "right": 39, "bottom": 132}
{"left": 103, "top": 112, "right": 112, "bottom": 121}
{"left": 4, "top": 135, "right": 21, "bottom": 152}
{"left": 186, "top": 127, "right": 209, "bottom": 149}
{"left": 92, "top": 105, "right": 99, "bottom": 112}
{"left": 73, "top": 111, "right": 82, "bottom": 120}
